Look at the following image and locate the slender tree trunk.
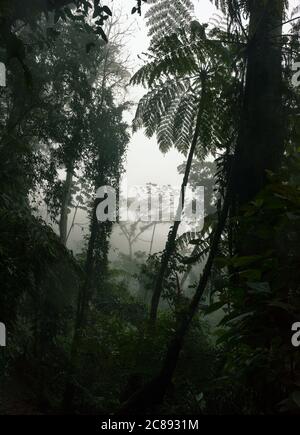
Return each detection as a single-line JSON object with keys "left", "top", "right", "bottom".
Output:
{"left": 62, "top": 35, "right": 113, "bottom": 406}
{"left": 118, "top": 171, "right": 233, "bottom": 413}
{"left": 62, "top": 200, "right": 99, "bottom": 411}
{"left": 149, "top": 222, "right": 156, "bottom": 255}
{"left": 59, "top": 167, "right": 73, "bottom": 246}
{"left": 65, "top": 202, "right": 79, "bottom": 244}
{"left": 150, "top": 80, "right": 206, "bottom": 323}
{"left": 129, "top": 241, "right": 133, "bottom": 260}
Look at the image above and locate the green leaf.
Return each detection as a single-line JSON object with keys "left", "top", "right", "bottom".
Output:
{"left": 220, "top": 311, "right": 254, "bottom": 326}
{"left": 203, "top": 300, "right": 226, "bottom": 314}
{"left": 54, "top": 9, "right": 61, "bottom": 23}
{"left": 102, "top": 5, "right": 112, "bottom": 16}
{"left": 231, "top": 255, "right": 262, "bottom": 268}
{"left": 239, "top": 268, "right": 262, "bottom": 281}
{"left": 292, "top": 391, "right": 300, "bottom": 408}
{"left": 95, "top": 27, "right": 108, "bottom": 43}
{"left": 63, "top": 7, "right": 73, "bottom": 19}
{"left": 247, "top": 281, "right": 271, "bottom": 294}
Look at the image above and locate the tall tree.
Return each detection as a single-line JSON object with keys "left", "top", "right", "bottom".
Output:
{"left": 62, "top": 89, "right": 130, "bottom": 410}
{"left": 132, "top": 1, "right": 238, "bottom": 322}
{"left": 235, "top": 0, "right": 285, "bottom": 204}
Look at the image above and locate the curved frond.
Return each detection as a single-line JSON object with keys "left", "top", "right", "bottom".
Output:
{"left": 145, "top": 0, "right": 194, "bottom": 44}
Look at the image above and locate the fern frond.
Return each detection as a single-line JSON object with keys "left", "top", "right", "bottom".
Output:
{"left": 132, "top": 6, "right": 240, "bottom": 158}
{"left": 145, "top": 0, "right": 194, "bottom": 44}
{"left": 132, "top": 79, "right": 187, "bottom": 141}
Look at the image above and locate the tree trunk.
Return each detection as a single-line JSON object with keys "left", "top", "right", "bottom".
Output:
{"left": 149, "top": 222, "right": 156, "bottom": 255}
{"left": 118, "top": 174, "right": 233, "bottom": 414}
{"left": 235, "top": 0, "right": 284, "bottom": 204}
{"left": 59, "top": 167, "right": 73, "bottom": 246}
{"left": 62, "top": 200, "right": 99, "bottom": 411}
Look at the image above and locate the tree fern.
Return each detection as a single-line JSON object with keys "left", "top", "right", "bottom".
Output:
{"left": 131, "top": 0, "right": 243, "bottom": 322}
{"left": 145, "top": 0, "right": 194, "bottom": 44}
{"left": 132, "top": 24, "right": 237, "bottom": 157}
